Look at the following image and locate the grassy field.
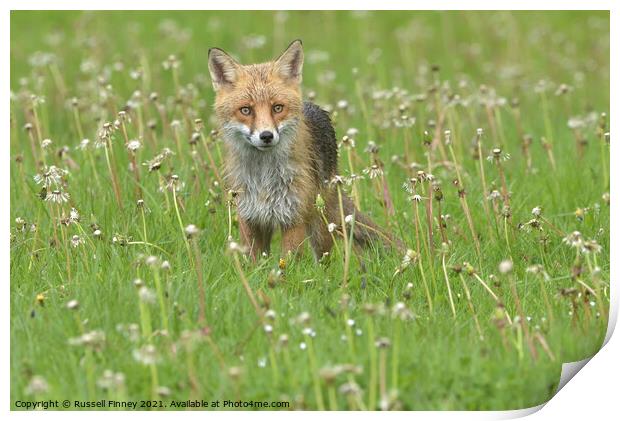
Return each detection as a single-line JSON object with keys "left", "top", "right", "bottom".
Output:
{"left": 10, "top": 11, "right": 610, "bottom": 410}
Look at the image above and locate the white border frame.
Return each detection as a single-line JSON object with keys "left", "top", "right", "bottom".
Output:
{"left": 3, "top": 2, "right": 616, "bottom": 420}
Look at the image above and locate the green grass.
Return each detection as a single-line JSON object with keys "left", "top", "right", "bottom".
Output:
{"left": 10, "top": 10, "right": 609, "bottom": 410}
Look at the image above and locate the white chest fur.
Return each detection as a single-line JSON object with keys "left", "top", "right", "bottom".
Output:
{"left": 222, "top": 118, "right": 304, "bottom": 229}
{"left": 230, "top": 148, "right": 301, "bottom": 229}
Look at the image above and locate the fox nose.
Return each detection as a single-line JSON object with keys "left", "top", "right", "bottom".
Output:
{"left": 259, "top": 131, "right": 274, "bottom": 143}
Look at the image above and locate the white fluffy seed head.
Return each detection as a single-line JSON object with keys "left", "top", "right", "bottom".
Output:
{"left": 499, "top": 260, "right": 513, "bottom": 274}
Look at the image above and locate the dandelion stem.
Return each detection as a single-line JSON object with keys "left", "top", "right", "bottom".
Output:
{"left": 447, "top": 142, "right": 481, "bottom": 259}
{"left": 172, "top": 188, "right": 193, "bottom": 263}
{"left": 476, "top": 132, "right": 494, "bottom": 236}
{"left": 337, "top": 185, "right": 350, "bottom": 288}
{"left": 415, "top": 200, "right": 436, "bottom": 294}
{"left": 379, "top": 347, "right": 388, "bottom": 410}
{"left": 344, "top": 311, "right": 356, "bottom": 359}
{"left": 139, "top": 206, "right": 149, "bottom": 245}
{"left": 72, "top": 104, "right": 100, "bottom": 187}
{"left": 367, "top": 317, "right": 377, "bottom": 410}
{"left": 507, "top": 269, "right": 538, "bottom": 360}
{"left": 424, "top": 157, "right": 435, "bottom": 257}
{"left": 231, "top": 253, "right": 262, "bottom": 319}
{"left": 347, "top": 148, "right": 361, "bottom": 209}
{"left": 540, "top": 91, "right": 554, "bottom": 146}
{"left": 190, "top": 238, "right": 208, "bottom": 327}
{"left": 305, "top": 335, "right": 325, "bottom": 410}
{"left": 458, "top": 273, "right": 484, "bottom": 340}
{"left": 199, "top": 132, "right": 223, "bottom": 185}
{"left": 268, "top": 345, "right": 280, "bottom": 387}
{"left": 441, "top": 253, "right": 456, "bottom": 318}
{"left": 103, "top": 142, "right": 123, "bottom": 209}
{"left": 355, "top": 78, "right": 373, "bottom": 140}
{"left": 503, "top": 216, "right": 513, "bottom": 258}
{"left": 328, "top": 384, "right": 338, "bottom": 411}
{"left": 151, "top": 267, "right": 169, "bottom": 332}
{"left": 418, "top": 262, "right": 434, "bottom": 314}
{"left": 391, "top": 318, "right": 400, "bottom": 391}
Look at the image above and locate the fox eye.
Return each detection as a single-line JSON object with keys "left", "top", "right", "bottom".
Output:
{"left": 239, "top": 106, "right": 252, "bottom": 116}
{"left": 272, "top": 104, "right": 284, "bottom": 114}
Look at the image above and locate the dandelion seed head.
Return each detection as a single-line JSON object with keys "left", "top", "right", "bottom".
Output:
{"left": 138, "top": 286, "right": 156, "bottom": 304}
{"left": 78, "top": 138, "right": 90, "bottom": 150}
{"left": 563, "top": 231, "right": 584, "bottom": 249}
{"left": 157, "top": 386, "right": 171, "bottom": 397}
{"left": 24, "top": 376, "right": 49, "bottom": 396}
{"left": 132, "top": 344, "right": 159, "bottom": 365}
{"left": 45, "top": 189, "right": 70, "bottom": 204}
{"left": 499, "top": 260, "right": 513, "bottom": 274}
{"left": 228, "top": 366, "right": 242, "bottom": 379}
{"left": 364, "top": 140, "right": 379, "bottom": 154}
{"left": 295, "top": 311, "right": 311, "bottom": 325}
{"left": 97, "top": 370, "right": 125, "bottom": 391}
{"left": 69, "top": 208, "right": 80, "bottom": 222}
{"left": 583, "top": 239, "right": 602, "bottom": 254}
{"left": 184, "top": 224, "right": 200, "bottom": 238}
{"left": 340, "top": 135, "right": 355, "bottom": 149}
{"left": 117, "top": 323, "right": 140, "bottom": 342}
{"left": 71, "top": 235, "right": 84, "bottom": 248}
{"left": 392, "top": 302, "right": 414, "bottom": 320}
{"left": 68, "top": 330, "right": 106, "bottom": 350}
{"left": 126, "top": 139, "right": 141, "bottom": 152}
{"left": 568, "top": 117, "right": 584, "bottom": 129}
{"left": 227, "top": 241, "right": 247, "bottom": 254}
{"left": 375, "top": 337, "right": 391, "bottom": 348}
{"left": 346, "top": 127, "right": 359, "bottom": 137}
{"left": 338, "top": 381, "right": 361, "bottom": 396}
{"left": 34, "top": 165, "right": 67, "bottom": 188}
{"left": 145, "top": 255, "right": 160, "bottom": 267}
{"left": 487, "top": 190, "right": 501, "bottom": 201}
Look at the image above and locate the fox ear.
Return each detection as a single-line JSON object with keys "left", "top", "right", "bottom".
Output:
{"left": 208, "top": 48, "right": 241, "bottom": 91}
{"left": 274, "top": 39, "right": 304, "bottom": 84}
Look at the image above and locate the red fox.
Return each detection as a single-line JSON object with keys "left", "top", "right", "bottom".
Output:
{"left": 208, "top": 40, "right": 399, "bottom": 260}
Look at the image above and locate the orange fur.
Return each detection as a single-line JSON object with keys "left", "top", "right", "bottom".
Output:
{"left": 209, "top": 40, "right": 401, "bottom": 260}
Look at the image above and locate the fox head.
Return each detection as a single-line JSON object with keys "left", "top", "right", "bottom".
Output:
{"left": 208, "top": 40, "right": 304, "bottom": 152}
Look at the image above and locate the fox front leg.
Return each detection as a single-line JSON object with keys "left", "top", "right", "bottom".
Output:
{"left": 281, "top": 224, "right": 307, "bottom": 258}
{"left": 238, "top": 218, "right": 273, "bottom": 260}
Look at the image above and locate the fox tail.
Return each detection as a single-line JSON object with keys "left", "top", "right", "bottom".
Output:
{"left": 338, "top": 195, "right": 404, "bottom": 251}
